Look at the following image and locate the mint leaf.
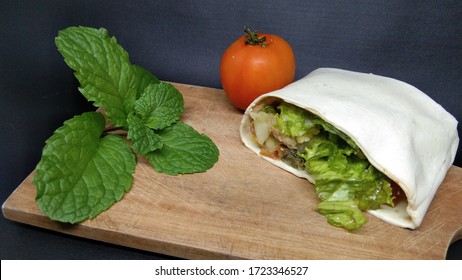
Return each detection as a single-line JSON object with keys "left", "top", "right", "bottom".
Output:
{"left": 131, "top": 64, "right": 160, "bottom": 99}
{"left": 147, "top": 121, "right": 219, "bottom": 175}
{"left": 127, "top": 113, "right": 163, "bottom": 155}
{"left": 55, "top": 26, "right": 154, "bottom": 127}
{"left": 32, "top": 112, "right": 136, "bottom": 223}
{"left": 134, "top": 82, "right": 184, "bottom": 130}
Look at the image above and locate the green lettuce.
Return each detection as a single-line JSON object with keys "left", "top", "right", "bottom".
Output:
{"left": 275, "top": 103, "right": 312, "bottom": 137}
{"left": 268, "top": 102, "right": 394, "bottom": 230}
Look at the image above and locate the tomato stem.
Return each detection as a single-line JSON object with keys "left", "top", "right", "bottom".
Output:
{"left": 243, "top": 26, "right": 271, "bottom": 47}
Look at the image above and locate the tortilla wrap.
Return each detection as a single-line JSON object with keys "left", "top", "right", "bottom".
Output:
{"left": 240, "top": 68, "right": 459, "bottom": 229}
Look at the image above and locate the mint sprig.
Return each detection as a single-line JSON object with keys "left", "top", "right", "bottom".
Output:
{"left": 33, "top": 26, "right": 219, "bottom": 223}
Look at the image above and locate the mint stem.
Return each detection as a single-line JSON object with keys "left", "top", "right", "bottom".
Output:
{"left": 102, "top": 125, "right": 126, "bottom": 136}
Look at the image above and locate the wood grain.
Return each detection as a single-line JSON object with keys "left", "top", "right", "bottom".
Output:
{"left": 2, "top": 83, "right": 462, "bottom": 259}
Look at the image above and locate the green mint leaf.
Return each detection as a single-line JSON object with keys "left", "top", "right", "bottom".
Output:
{"left": 32, "top": 112, "right": 136, "bottom": 223}
{"left": 134, "top": 82, "right": 184, "bottom": 130}
{"left": 127, "top": 113, "right": 163, "bottom": 155}
{"left": 55, "top": 26, "right": 152, "bottom": 127}
{"left": 131, "top": 64, "right": 160, "bottom": 99}
{"left": 147, "top": 121, "right": 219, "bottom": 175}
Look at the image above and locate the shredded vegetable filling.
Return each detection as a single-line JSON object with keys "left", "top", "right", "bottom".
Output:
{"left": 250, "top": 101, "right": 395, "bottom": 230}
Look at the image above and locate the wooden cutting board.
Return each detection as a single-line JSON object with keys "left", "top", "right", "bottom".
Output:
{"left": 3, "top": 83, "right": 462, "bottom": 259}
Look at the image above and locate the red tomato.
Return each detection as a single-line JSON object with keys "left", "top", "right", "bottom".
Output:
{"left": 220, "top": 27, "right": 296, "bottom": 110}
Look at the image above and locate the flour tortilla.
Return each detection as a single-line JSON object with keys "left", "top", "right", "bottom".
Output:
{"left": 240, "top": 68, "right": 459, "bottom": 229}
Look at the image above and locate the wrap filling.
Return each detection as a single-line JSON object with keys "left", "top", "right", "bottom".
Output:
{"left": 250, "top": 100, "right": 404, "bottom": 230}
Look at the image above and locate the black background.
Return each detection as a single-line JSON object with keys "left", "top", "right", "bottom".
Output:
{"left": 1, "top": 0, "right": 461, "bottom": 259}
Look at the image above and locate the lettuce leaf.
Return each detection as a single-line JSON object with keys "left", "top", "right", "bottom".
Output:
{"left": 318, "top": 200, "right": 367, "bottom": 230}
{"left": 274, "top": 102, "right": 317, "bottom": 138}
{"left": 270, "top": 102, "right": 394, "bottom": 230}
